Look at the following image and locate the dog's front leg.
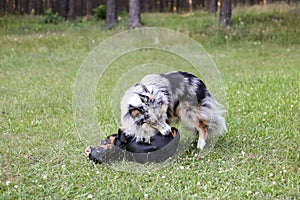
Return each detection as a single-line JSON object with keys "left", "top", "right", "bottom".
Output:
{"left": 197, "top": 120, "right": 209, "bottom": 149}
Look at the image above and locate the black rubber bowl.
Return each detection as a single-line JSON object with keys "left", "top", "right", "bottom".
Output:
{"left": 87, "top": 127, "right": 180, "bottom": 164}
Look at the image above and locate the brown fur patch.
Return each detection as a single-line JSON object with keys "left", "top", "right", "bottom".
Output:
{"left": 131, "top": 109, "right": 140, "bottom": 117}
{"left": 142, "top": 123, "right": 151, "bottom": 131}
{"left": 109, "top": 136, "right": 116, "bottom": 144}
{"left": 199, "top": 120, "right": 209, "bottom": 128}
{"left": 99, "top": 144, "right": 112, "bottom": 150}
{"left": 198, "top": 120, "right": 209, "bottom": 140}
{"left": 149, "top": 94, "right": 155, "bottom": 100}
{"left": 171, "top": 129, "right": 177, "bottom": 137}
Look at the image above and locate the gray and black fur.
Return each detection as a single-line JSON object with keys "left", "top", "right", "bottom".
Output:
{"left": 120, "top": 71, "right": 226, "bottom": 149}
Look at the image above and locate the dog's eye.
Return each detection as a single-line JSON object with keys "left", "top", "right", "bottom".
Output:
{"left": 130, "top": 109, "right": 141, "bottom": 117}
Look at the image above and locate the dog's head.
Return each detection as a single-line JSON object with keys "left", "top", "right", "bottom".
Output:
{"left": 126, "top": 84, "right": 171, "bottom": 135}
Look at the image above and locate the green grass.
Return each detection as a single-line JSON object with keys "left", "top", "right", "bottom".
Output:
{"left": 1, "top": 4, "right": 299, "bottom": 199}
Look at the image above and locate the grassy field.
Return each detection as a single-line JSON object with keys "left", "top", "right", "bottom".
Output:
{"left": 1, "top": 4, "right": 299, "bottom": 199}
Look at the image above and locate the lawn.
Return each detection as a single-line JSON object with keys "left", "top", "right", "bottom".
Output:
{"left": 0, "top": 4, "right": 299, "bottom": 199}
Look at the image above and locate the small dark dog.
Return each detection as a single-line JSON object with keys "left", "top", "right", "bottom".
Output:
{"left": 120, "top": 71, "right": 226, "bottom": 149}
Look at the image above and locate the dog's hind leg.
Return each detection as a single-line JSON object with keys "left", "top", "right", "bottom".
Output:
{"left": 196, "top": 120, "right": 209, "bottom": 149}
{"left": 176, "top": 103, "right": 209, "bottom": 149}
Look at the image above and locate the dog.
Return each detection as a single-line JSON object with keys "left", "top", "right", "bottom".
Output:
{"left": 120, "top": 71, "right": 226, "bottom": 149}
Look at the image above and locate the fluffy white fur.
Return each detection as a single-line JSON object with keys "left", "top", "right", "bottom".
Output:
{"left": 120, "top": 71, "right": 226, "bottom": 149}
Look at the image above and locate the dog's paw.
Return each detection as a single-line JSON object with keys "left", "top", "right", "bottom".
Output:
{"left": 144, "top": 137, "right": 151, "bottom": 144}
{"left": 197, "top": 138, "right": 206, "bottom": 150}
{"left": 85, "top": 146, "right": 92, "bottom": 156}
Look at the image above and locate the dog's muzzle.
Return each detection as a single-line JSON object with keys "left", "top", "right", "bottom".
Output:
{"left": 151, "top": 122, "right": 172, "bottom": 136}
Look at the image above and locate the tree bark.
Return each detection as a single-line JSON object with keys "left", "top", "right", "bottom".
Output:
{"left": 106, "top": 0, "right": 117, "bottom": 29}
{"left": 86, "top": 0, "right": 93, "bottom": 20}
{"left": 159, "top": 0, "right": 164, "bottom": 12}
{"left": 209, "top": 0, "right": 218, "bottom": 15}
{"left": 19, "top": 0, "right": 24, "bottom": 14}
{"left": 201, "top": 0, "right": 206, "bottom": 8}
{"left": 192, "top": 0, "right": 201, "bottom": 10}
{"left": 58, "top": 0, "right": 68, "bottom": 18}
{"left": 176, "top": 0, "right": 182, "bottom": 13}
{"left": 36, "top": 0, "right": 43, "bottom": 15}
{"left": 0, "top": 0, "right": 4, "bottom": 15}
{"left": 159, "top": 0, "right": 164, "bottom": 11}
{"left": 28, "top": 0, "right": 35, "bottom": 14}
{"left": 68, "top": 0, "right": 76, "bottom": 23}
{"left": 219, "top": 0, "right": 232, "bottom": 27}
{"left": 170, "top": 0, "right": 174, "bottom": 12}
{"left": 46, "top": 0, "right": 52, "bottom": 10}
{"left": 128, "top": 0, "right": 141, "bottom": 28}
{"left": 144, "top": 0, "right": 153, "bottom": 12}
{"left": 182, "top": 0, "right": 189, "bottom": 12}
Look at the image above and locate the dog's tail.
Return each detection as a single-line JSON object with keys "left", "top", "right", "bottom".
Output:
{"left": 201, "top": 96, "right": 227, "bottom": 137}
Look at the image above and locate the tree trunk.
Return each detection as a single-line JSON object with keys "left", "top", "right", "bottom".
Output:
{"left": 0, "top": 0, "right": 4, "bottom": 15}
{"left": 209, "top": 0, "right": 218, "bottom": 15}
{"left": 143, "top": 0, "right": 153, "bottom": 12}
{"left": 75, "top": 0, "right": 83, "bottom": 17}
{"left": 182, "top": 0, "right": 189, "bottom": 12}
{"left": 106, "top": 0, "right": 117, "bottom": 29}
{"left": 19, "top": 0, "right": 24, "bottom": 14}
{"left": 58, "top": 0, "right": 68, "bottom": 18}
{"left": 86, "top": 0, "right": 93, "bottom": 20}
{"left": 149, "top": 0, "right": 153, "bottom": 12}
{"left": 219, "top": 0, "right": 232, "bottom": 27}
{"left": 36, "top": 0, "right": 43, "bottom": 15}
{"left": 159, "top": 0, "right": 163, "bottom": 12}
{"left": 176, "top": 0, "right": 182, "bottom": 13}
{"left": 192, "top": 0, "right": 201, "bottom": 10}
{"left": 46, "top": 0, "right": 52, "bottom": 10}
{"left": 28, "top": 0, "right": 35, "bottom": 14}
{"left": 160, "top": 0, "right": 168, "bottom": 12}
{"left": 128, "top": 0, "right": 141, "bottom": 28}
{"left": 68, "top": 0, "right": 76, "bottom": 23}
{"left": 201, "top": 0, "right": 206, "bottom": 8}
{"left": 170, "top": 0, "right": 174, "bottom": 12}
